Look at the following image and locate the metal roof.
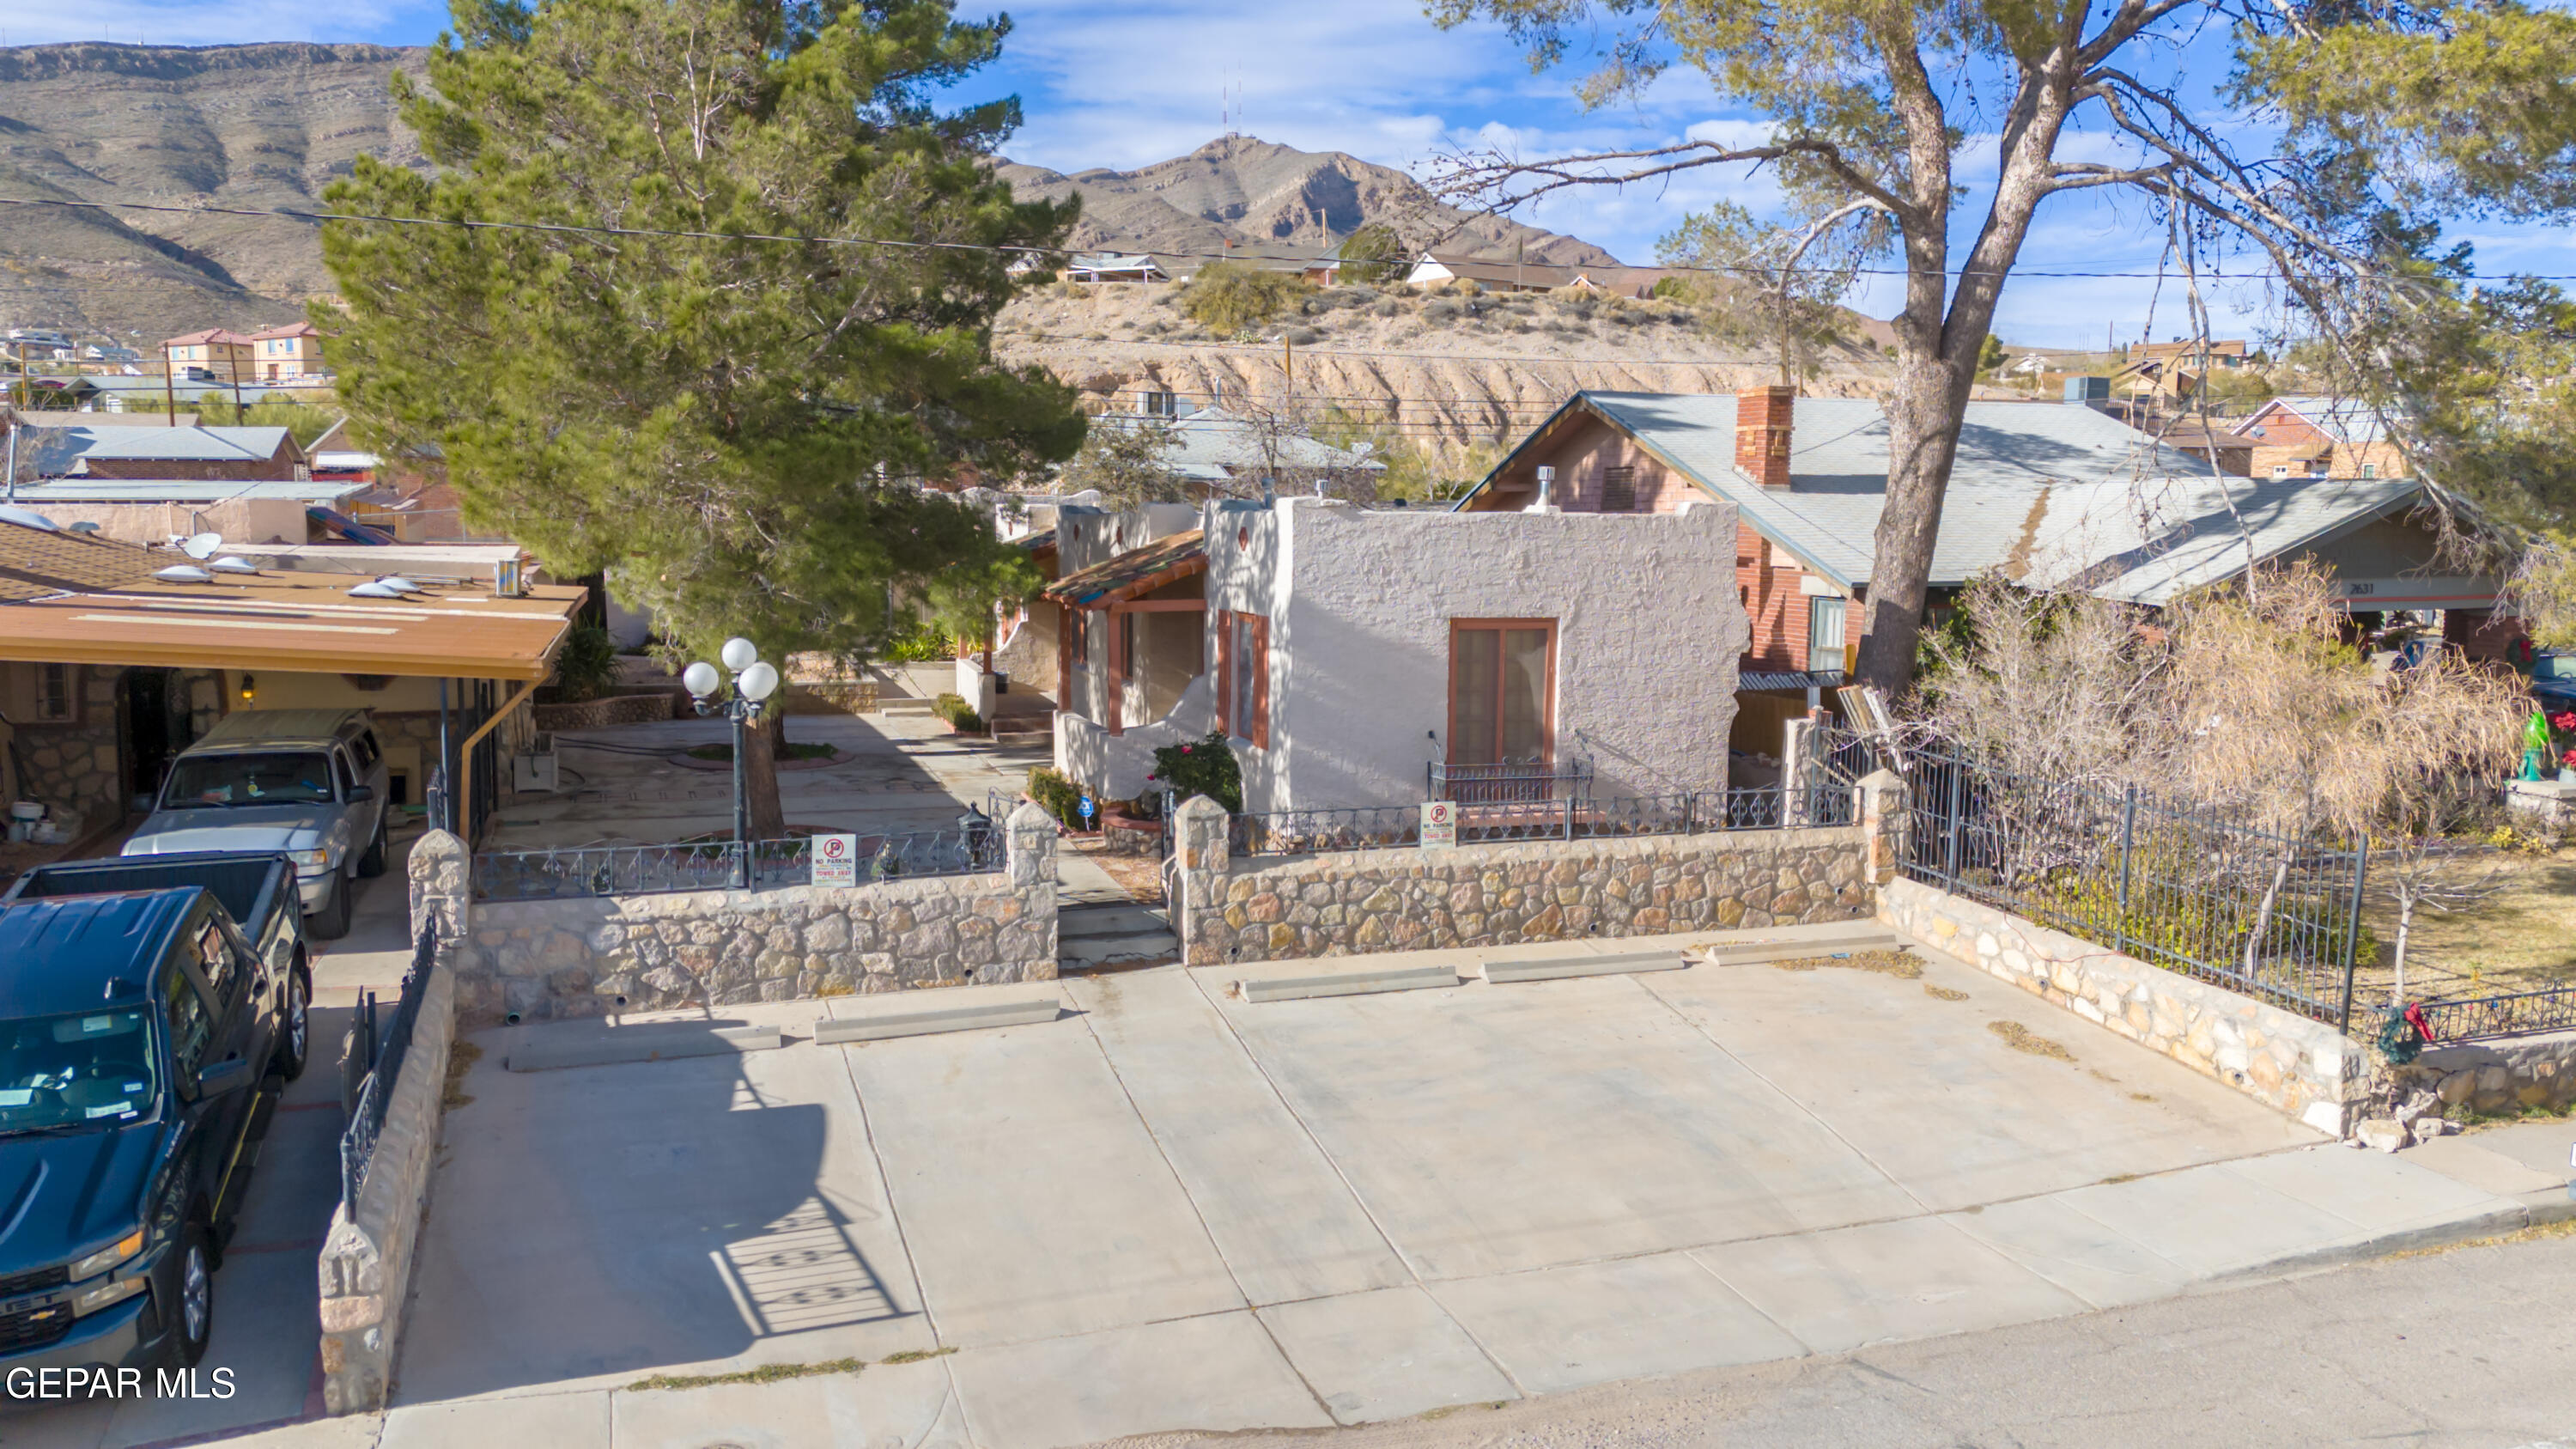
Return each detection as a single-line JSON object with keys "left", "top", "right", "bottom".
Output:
{"left": 1089, "top": 410, "right": 1382, "bottom": 484}
{"left": 0, "top": 522, "right": 585, "bottom": 680}
{"left": 4, "top": 478, "right": 366, "bottom": 504}
{"left": 2247, "top": 395, "right": 2391, "bottom": 446}
{"left": 1470, "top": 392, "right": 2428, "bottom": 605}
{"left": 21, "top": 423, "right": 296, "bottom": 474}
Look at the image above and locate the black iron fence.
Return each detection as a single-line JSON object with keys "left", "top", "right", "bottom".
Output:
{"left": 1230, "top": 785, "right": 1844, "bottom": 858}
{"left": 1426, "top": 755, "right": 1595, "bottom": 805}
{"left": 471, "top": 828, "right": 1003, "bottom": 902}
{"left": 2412, "top": 988, "right": 2576, "bottom": 1044}
{"left": 1899, "top": 749, "right": 2372, "bottom": 1031}
{"left": 341, "top": 923, "right": 435, "bottom": 1209}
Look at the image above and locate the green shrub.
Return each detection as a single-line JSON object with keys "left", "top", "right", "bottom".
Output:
{"left": 550, "top": 624, "right": 621, "bottom": 703}
{"left": 1145, "top": 729, "right": 1242, "bottom": 813}
{"left": 1027, "top": 766, "right": 1085, "bottom": 828}
{"left": 885, "top": 619, "right": 957, "bottom": 662}
{"left": 1181, "top": 262, "right": 1307, "bottom": 332}
{"left": 933, "top": 692, "right": 984, "bottom": 733}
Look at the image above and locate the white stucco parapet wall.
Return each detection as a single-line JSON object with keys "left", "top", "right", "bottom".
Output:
{"left": 1204, "top": 495, "right": 1751, "bottom": 813}
{"left": 1059, "top": 673, "right": 1218, "bottom": 802}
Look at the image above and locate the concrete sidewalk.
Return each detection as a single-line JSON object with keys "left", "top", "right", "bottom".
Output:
{"left": 222, "top": 929, "right": 2572, "bottom": 1449}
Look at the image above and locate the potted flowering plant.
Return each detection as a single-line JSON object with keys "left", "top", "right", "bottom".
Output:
{"left": 1145, "top": 729, "right": 1243, "bottom": 813}
{"left": 2555, "top": 712, "right": 2576, "bottom": 783}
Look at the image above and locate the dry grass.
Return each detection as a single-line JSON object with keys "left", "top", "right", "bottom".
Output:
{"left": 627, "top": 1357, "right": 867, "bottom": 1392}
{"left": 441, "top": 1039, "right": 484, "bottom": 1111}
{"left": 1771, "top": 949, "right": 1923, "bottom": 979}
{"left": 1988, "top": 1020, "right": 2076, "bottom": 1061}
{"left": 1924, "top": 983, "right": 1970, "bottom": 1001}
{"left": 2387, "top": 1212, "right": 2576, "bottom": 1261}
{"left": 2356, "top": 845, "right": 2576, "bottom": 1002}
{"left": 879, "top": 1348, "right": 957, "bottom": 1365}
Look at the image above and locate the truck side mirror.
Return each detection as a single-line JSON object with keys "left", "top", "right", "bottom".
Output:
{"left": 197, "top": 1058, "right": 253, "bottom": 1099}
{"left": 345, "top": 785, "right": 377, "bottom": 804}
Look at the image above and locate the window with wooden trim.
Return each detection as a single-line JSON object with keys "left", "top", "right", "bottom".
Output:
{"left": 1598, "top": 465, "right": 1637, "bottom": 513}
{"left": 1220, "top": 610, "right": 1270, "bottom": 747}
{"left": 3, "top": 663, "right": 76, "bottom": 723}
{"left": 1448, "top": 620, "right": 1554, "bottom": 765}
{"left": 1807, "top": 596, "right": 1847, "bottom": 674}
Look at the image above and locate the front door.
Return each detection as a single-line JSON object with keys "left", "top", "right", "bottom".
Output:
{"left": 120, "top": 668, "right": 195, "bottom": 811}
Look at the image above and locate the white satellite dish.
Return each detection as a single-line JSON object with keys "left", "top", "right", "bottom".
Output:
{"left": 155, "top": 565, "right": 214, "bottom": 583}
{"left": 348, "top": 581, "right": 406, "bottom": 598}
{"left": 0, "top": 506, "right": 60, "bottom": 533}
{"left": 210, "top": 557, "right": 258, "bottom": 575}
{"left": 375, "top": 576, "right": 421, "bottom": 594}
{"left": 180, "top": 532, "right": 224, "bottom": 560}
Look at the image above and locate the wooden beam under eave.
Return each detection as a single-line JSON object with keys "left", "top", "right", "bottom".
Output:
{"left": 1108, "top": 599, "right": 1206, "bottom": 612}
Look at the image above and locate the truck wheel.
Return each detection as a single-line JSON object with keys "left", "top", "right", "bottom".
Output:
{"left": 167, "top": 1220, "right": 214, "bottom": 1370}
{"left": 311, "top": 875, "right": 351, "bottom": 941}
{"left": 271, "top": 968, "right": 310, "bottom": 1081}
{"left": 357, "top": 818, "right": 387, "bottom": 879}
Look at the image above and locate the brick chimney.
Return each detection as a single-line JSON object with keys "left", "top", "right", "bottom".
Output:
{"left": 1734, "top": 385, "right": 1795, "bottom": 489}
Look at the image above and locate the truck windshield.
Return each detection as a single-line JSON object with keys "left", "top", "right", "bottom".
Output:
{"left": 0, "top": 1008, "right": 157, "bottom": 1135}
{"left": 161, "top": 752, "right": 336, "bottom": 807}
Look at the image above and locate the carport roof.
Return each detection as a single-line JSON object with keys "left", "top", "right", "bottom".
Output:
{"left": 0, "top": 514, "right": 584, "bottom": 679}
{"left": 1042, "top": 528, "right": 1206, "bottom": 608}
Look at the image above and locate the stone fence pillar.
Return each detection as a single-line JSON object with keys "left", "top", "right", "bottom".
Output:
{"left": 1857, "top": 768, "right": 1909, "bottom": 886}
{"left": 406, "top": 828, "right": 474, "bottom": 997}
{"left": 1781, "top": 710, "right": 1825, "bottom": 826}
{"left": 1171, "top": 795, "right": 1233, "bottom": 965}
{"left": 1005, "top": 801, "right": 1060, "bottom": 977}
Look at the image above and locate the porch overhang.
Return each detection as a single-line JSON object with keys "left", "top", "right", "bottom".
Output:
{"left": 1041, "top": 528, "right": 1207, "bottom": 610}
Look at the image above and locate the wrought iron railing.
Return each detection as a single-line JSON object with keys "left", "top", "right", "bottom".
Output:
{"left": 1426, "top": 755, "right": 1595, "bottom": 804}
{"left": 341, "top": 922, "right": 435, "bottom": 1209}
{"left": 2412, "top": 987, "right": 2576, "bottom": 1044}
{"left": 471, "top": 829, "right": 1004, "bottom": 902}
{"left": 1229, "top": 785, "right": 1843, "bottom": 858}
{"left": 1898, "top": 749, "right": 2371, "bottom": 1031}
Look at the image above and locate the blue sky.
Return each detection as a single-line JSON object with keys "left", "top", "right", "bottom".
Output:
{"left": 15, "top": 0, "right": 2570, "bottom": 350}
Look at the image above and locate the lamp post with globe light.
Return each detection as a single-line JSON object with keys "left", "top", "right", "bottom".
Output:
{"left": 683, "top": 636, "right": 781, "bottom": 886}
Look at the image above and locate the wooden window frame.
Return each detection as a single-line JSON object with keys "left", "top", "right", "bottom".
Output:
{"left": 1218, "top": 610, "right": 1270, "bottom": 748}
{"left": 1446, "top": 618, "right": 1558, "bottom": 768}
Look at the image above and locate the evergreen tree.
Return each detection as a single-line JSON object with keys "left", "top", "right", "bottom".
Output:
{"left": 318, "top": 0, "right": 1083, "bottom": 835}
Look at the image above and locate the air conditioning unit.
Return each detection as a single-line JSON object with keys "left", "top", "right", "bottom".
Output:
{"left": 513, "top": 733, "right": 560, "bottom": 792}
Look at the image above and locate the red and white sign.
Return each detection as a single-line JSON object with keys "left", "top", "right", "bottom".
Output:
{"left": 811, "top": 833, "right": 860, "bottom": 887}
{"left": 1420, "top": 801, "right": 1456, "bottom": 849}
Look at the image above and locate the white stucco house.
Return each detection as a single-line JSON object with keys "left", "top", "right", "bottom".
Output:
{"left": 1046, "top": 494, "right": 1750, "bottom": 813}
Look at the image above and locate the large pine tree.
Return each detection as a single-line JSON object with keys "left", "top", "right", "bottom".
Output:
{"left": 320, "top": 0, "right": 1083, "bottom": 835}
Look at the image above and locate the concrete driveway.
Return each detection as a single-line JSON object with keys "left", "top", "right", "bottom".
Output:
{"left": 0, "top": 830, "right": 426, "bottom": 1449}
{"left": 364, "top": 934, "right": 2537, "bottom": 1449}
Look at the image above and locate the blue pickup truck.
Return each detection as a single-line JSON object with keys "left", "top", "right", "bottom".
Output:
{"left": 0, "top": 855, "right": 311, "bottom": 1373}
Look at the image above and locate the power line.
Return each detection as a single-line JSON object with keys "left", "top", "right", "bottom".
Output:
{"left": 0, "top": 192, "right": 2505, "bottom": 284}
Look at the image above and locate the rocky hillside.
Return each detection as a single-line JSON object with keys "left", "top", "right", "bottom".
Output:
{"left": 994, "top": 137, "right": 1615, "bottom": 269}
{"left": 997, "top": 280, "right": 1898, "bottom": 462}
{"left": 0, "top": 43, "right": 428, "bottom": 338}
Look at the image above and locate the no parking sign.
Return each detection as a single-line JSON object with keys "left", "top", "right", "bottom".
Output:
{"left": 1420, "top": 800, "right": 1456, "bottom": 849}
{"left": 812, "top": 833, "right": 860, "bottom": 887}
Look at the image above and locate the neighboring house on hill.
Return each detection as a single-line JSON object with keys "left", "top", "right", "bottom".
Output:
{"left": 1403, "top": 251, "right": 1581, "bottom": 293}
{"left": 2134, "top": 339, "right": 2250, "bottom": 368}
{"left": 1453, "top": 387, "right": 2503, "bottom": 735}
{"left": 1080, "top": 408, "right": 1385, "bottom": 499}
{"left": 1042, "top": 494, "right": 1748, "bottom": 812}
{"left": 159, "top": 329, "right": 257, "bottom": 385}
{"left": 21, "top": 423, "right": 310, "bottom": 482}
{"left": 2228, "top": 395, "right": 2409, "bottom": 481}
{"left": 1067, "top": 253, "right": 1170, "bottom": 283}
{"left": 247, "top": 321, "right": 328, "bottom": 381}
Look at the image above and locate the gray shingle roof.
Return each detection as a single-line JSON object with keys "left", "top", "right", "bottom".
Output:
{"left": 1497, "top": 392, "right": 2423, "bottom": 606}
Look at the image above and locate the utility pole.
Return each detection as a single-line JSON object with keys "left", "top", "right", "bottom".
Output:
{"left": 161, "top": 341, "right": 175, "bottom": 425}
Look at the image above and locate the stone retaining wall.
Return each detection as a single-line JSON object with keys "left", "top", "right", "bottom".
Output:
{"left": 1879, "top": 875, "right": 2366, "bottom": 1135}
{"left": 440, "top": 804, "right": 1059, "bottom": 1026}
{"left": 1169, "top": 795, "right": 1873, "bottom": 966}
{"left": 2395, "top": 1030, "right": 2576, "bottom": 1117}
{"left": 318, "top": 861, "right": 461, "bottom": 1413}
{"left": 532, "top": 691, "right": 677, "bottom": 731}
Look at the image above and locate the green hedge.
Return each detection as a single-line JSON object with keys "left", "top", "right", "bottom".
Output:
{"left": 933, "top": 692, "right": 984, "bottom": 733}
{"left": 1027, "top": 766, "right": 1085, "bottom": 829}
